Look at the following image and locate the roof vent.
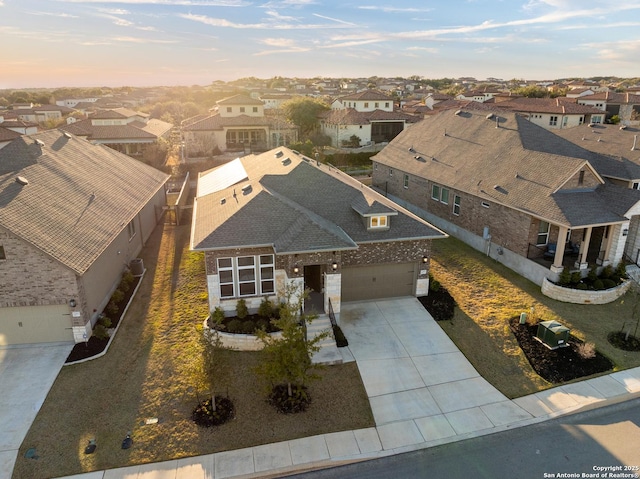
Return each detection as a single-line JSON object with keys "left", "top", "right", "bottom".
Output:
{"left": 220, "top": 198, "right": 226, "bottom": 205}
{"left": 620, "top": 125, "right": 628, "bottom": 130}
{"left": 408, "top": 146, "right": 415, "bottom": 153}
{"left": 588, "top": 123, "right": 595, "bottom": 127}
{"left": 16, "top": 176, "right": 29, "bottom": 186}
{"left": 597, "top": 138, "right": 602, "bottom": 142}
{"left": 241, "top": 185, "right": 252, "bottom": 195}
{"left": 275, "top": 150, "right": 284, "bottom": 158}
{"left": 63, "top": 131, "right": 72, "bottom": 139}
{"left": 454, "top": 110, "right": 462, "bottom": 116}
{"left": 486, "top": 113, "right": 494, "bottom": 120}
{"left": 35, "top": 139, "right": 45, "bottom": 147}
{"left": 281, "top": 158, "right": 291, "bottom": 166}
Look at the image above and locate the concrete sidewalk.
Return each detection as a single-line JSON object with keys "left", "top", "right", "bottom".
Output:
{"left": 48, "top": 298, "right": 640, "bottom": 478}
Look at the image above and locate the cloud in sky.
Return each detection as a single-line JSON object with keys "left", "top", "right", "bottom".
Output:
{"left": 2, "top": 0, "right": 640, "bottom": 87}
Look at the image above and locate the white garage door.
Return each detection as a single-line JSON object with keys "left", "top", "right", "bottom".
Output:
{"left": 0, "top": 305, "right": 74, "bottom": 346}
{"left": 341, "top": 263, "right": 416, "bottom": 302}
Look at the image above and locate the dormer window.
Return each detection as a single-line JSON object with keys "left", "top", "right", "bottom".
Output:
{"left": 370, "top": 215, "right": 388, "bottom": 229}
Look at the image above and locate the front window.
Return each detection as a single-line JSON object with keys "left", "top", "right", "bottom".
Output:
{"left": 0, "top": 245, "right": 6, "bottom": 260}
{"left": 403, "top": 174, "right": 409, "bottom": 189}
{"left": 252, "top": 107, "right": 258, "bottom": 113}
{"left": 537, "top": 220, "right": 550, "bottom": 245}
{"left": 453, "top": 195, "right": 461, "bottom": 215}
{"left": 127, "top": 220, "right": 136, "bottom": 240}
{"left": 440, "top": 188, "right": 449, "bottom": 204}
{"left": 218, "top": 255, "right": 274, "bottom": 298}
{"left": 226, "top": 107, "right": 232, "bottom": 113}
{"left": 240, "top": 107, "right": 245, "bottom": 113}
{"left": 549, "top": 116, "right": 558, "bottom": 126}
{"left": 370, "top": 216, "right": 388, "bottom": 229}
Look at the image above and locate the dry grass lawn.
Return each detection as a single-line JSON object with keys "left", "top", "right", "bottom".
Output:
{"left": 13, "top": 224, "right": 374, "bottom": 479}
{"left": 431, "top": 237, "right": 640, "bottom": 399}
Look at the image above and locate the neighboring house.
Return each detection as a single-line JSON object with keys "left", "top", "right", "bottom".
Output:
{"left": 0, "top": 119, "right": 38, "bottom": 135}
{"left": 259, "top": 93, "right": 294, "bottom": 109}
{"left": 566, "top": 88, "right": 595, "bottom": 98}
{"left": 455, "top": 89, "right": 501, "bottom": 102}
{"left": 0, "top": 127, "right": 21, "bottom": 150}
{"left": 496, "top": 97, "right": 605, "bottom": 128}
{"left": 56, "top": 97, "right": 99, "bottom": 109}
{"left": 0, "top": 130, "right": 169, "bottom": 346}
{"left": 13, "top": 105, "right": 75, "bottom": 123}
{"left": 576, "top": 92, "right": 640, "bottom": 125}
{"left": 321, "top": 90, "right": 417, "bottom": 147}
{"left": 60, "top": 107, "right": 173, "bottom": 157}
{"left": 371, "top": 109, "right": 640, "bottom": 286}
{"left": 182, "top": 94, "right": 298, "bottom": 158}
{"left": 190, "top": 147, "right": 446, "bottom": 315}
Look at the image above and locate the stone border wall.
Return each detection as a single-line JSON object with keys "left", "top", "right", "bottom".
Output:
{"left": 202, "top": 318, "right": 282, "bottom": 351}
{"left": 541, "top": 278, "right": 631, "bottom": 304}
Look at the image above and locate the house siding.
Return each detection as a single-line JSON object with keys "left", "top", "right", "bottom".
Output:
{"left": 559, "top": 168, "right": 601, "bottom": 190}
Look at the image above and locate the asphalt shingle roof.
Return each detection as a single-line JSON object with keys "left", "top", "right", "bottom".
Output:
{"left": 191, "top": 148, "right": 445, "bottom": 253}
{"left": 0, "top": 130, "right": 169, "bottom": 274}
{"left": 372, "top": 109, "right": 640, "bottom": 227}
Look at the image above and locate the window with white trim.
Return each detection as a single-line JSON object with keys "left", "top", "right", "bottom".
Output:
{"left": 403, "top": 174, "right": 409, "bottom": 189}
{"left": 431, "top": 184, "right": 440, "bottom": 200}
{"left": 440, "top": 187, "right": 449, "bottom": 204}
{"left": 127, "top": 220, "right": 136, "bottom": 240}
{"left": 453, "top": 195, "right": 461, "bottom": 215}
{"left": 633, "top": 182, "right": 640, "bottom": 190}
{"left": 252, "top": 107, "right": 258, "bottom": 113}
{"left": 370, "top": 216, "right": 387, "bottom": 229}
{"left": 549, "top": 116, "right": 558, "bottom": 126}
{"left": 218, "top": 255, "right": 275, "bottom": 298}
{"left": 537, "top": 220, "right": 550, "bottom": 245}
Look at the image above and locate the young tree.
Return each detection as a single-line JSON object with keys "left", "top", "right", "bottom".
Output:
{"left": 255, "top": 285, "right": 330, "bottom": 410}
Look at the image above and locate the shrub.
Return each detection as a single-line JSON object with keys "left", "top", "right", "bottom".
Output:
{"left": 586, "top": 268, "right": 598, "bottom": 284}
{"left": 576, "top": 341, "right": 596, "bottom": 360}
{"left": 258, "top": 297, "right": 275, "bottom": 318}
{"left": 242, "top": 320, "right": 256, "bottom": 334}
{"left": 118, "top": 278, "right": 131, "bottom": 293}
{"left": 333, "top": 325, "right": 348, "bottom": 347}
{"left": 592, "top": 279, "right": 604, "bottom": 290}
{"left": 602, "top": 279, "right": 617, "bottom": 289}
{"left": 570, "top": 271, "right": 582, "bottom": 285}
{"left": 600, "top": 265, "right": 613, "bottom": 280}
{"left": 93, "top": 324, "right": 109, "bottom": 340}
{"left": 429, "top": 275, "right": 441, "bottom": 292}
{"left": 98, "top": 315, "right": 112, "bottom": 329}
{"left": 615, "top": 262, "right": 628, "bottom": 281}
{"left": 227, "top": 319, "right": 242, "bottom": 333}
{"left": 576, "top": 283, "right": 588, "bottom": 290}
{"left": 558, "top": 268, "right": 571, "bottom": 286}
{"left": 110, "top": 289, "right": 125, "bottom": 304}
{"left": 236, "top": 298, "right": 248, "bottom": 319}
{"left": 106, "top": 301, "right": 119, "bottom": 316}
{"left": 256, "top": 318, "right": 269, "bottom": 331}
{"left": 211, "top": 307, "right": 225, "bottom": 326}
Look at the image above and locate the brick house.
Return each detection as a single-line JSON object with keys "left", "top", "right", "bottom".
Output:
{"left": 0, "top": 130, "right": 169, "bottom": 346}
{"left": 371, "top": 109, "right": 640, "bottom": 286}
{"left": 190, "top": 147, "right": 446, "bottom": 315}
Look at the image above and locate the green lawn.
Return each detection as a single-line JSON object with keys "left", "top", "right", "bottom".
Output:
{"left": 13, "top": 224, "right": 374, "bottom": 479}
{"left": 431, "top": 236, "right": 640, "bottom": 399}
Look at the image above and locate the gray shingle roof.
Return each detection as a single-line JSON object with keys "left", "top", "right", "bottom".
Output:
{"left": 191, "top": 148, "right": 445, "bottom": 253}
{"left": 0, "top": 130, "right": 169, "bottom": 274}
{"left": 373, "top": 109, "right": 640, "bottom": 227}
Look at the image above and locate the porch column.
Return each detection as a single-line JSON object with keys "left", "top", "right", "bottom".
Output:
{"left": 576, "top": 227, "right": 592, "bottom": 269}
{"left": 551, "top": 225, "right": 568, "bottom": 273}
{"left": 598, "top": 225, "right": 614, "bottom": 266}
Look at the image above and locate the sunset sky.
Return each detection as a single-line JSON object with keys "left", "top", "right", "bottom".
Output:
{"left": 2, "top": 0, "right": 640, "bottom": 88}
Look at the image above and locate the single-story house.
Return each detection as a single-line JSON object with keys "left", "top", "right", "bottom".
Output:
{"left": 0, "top": 130, "right": 169, "bottom": 346}
{"left": 190, "top": 147, "right": 446, "bottom": 315}
{"left": 371, "top": 109, "right": 640, "bottom": 286}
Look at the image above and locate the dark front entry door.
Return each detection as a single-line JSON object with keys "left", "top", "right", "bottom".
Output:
{"left": 303, "top": 265, "right": 324, "bottom": 313}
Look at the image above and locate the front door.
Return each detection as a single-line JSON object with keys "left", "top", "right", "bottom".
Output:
{"left": 303, "top": 265, "right": 324, "bottom": 313}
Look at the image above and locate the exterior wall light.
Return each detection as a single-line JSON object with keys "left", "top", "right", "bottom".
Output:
{"left": 69, "top": 299, "right": 77, "bottom": 308}
{"left": 293, "top": 265, "right": 300, "bottom": 274}
{"left": 422, "top": 256, "right": 428, "bottom": 263}
{"left": 332, "top": 261, "right": 338, "bottom": 271}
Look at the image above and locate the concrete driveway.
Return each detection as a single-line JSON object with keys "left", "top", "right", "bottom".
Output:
{"left": 338, "top": 297, "right": 534, "bottom": 448}
{"left": 0, "top": 343, "right": 72, "bottom": 479}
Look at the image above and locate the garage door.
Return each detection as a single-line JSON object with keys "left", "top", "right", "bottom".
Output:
{"left": 341, "top": 262, "right": 415, "bottom": 302}
{"left": 0, "top": 305, "right": 74, "bottom": 346}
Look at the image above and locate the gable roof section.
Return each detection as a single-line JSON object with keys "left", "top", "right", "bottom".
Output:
{"left": 338, "top": 90, "right": 393, "bottom": 102}
{"left": 0, "top": 130, "right": 169, "bottom": 274}
{"left": 191, "top": 148, "right": 445, "bottom": 253}
{"left": 372, "top": 109, "right": 635, "bottom": 227}
{"left": 217, "top": 94, "right": 264, "bottom": 106}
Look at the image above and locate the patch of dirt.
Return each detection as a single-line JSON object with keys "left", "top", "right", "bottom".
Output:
{"left": 509, "top": 318, "right": 613, "bottom": 383}
{"left": 191, "top": 396, "right": 235, "bottom": 427}
{"left": 607, "top": 331, "right": 640, "bottom": 352}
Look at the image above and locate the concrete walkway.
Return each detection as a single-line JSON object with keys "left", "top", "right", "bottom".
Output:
{"left": 28, "top": 298, "right": 640, "bottom": 478}
{"left": 0, "top": 342, "right": 73, "bottom": 479}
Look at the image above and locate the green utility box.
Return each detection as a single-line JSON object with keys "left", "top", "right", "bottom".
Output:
{"left": 536, "top": 320, "right": 570, "bottom": 349}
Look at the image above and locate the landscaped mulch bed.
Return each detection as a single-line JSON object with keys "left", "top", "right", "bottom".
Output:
{"left": 65, "top": 275, "right": 142, "bottom": 363}
{"left": 418, "top": 286, "right": 456, "bottom": 322}
{"left": 607, "top": 331, "right": 640, "bottom": 351}
{"left": 509, "top": 317, "right": 613, "bottom": 383}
